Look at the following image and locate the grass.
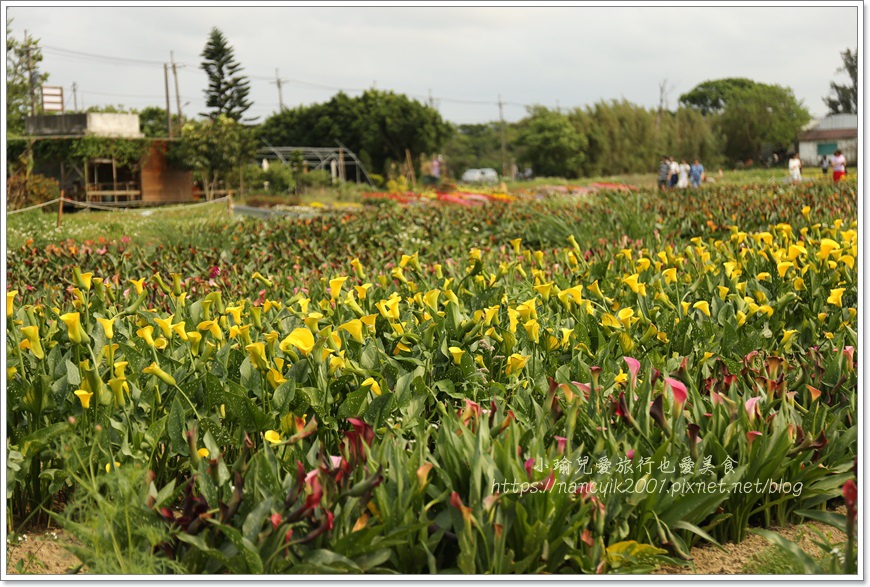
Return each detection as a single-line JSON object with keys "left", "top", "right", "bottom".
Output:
{"left": 741, "top": 544, "right": 808, "bottom": 574}
{"left": 7, "top": 169, "right": 851, "bottom": 251}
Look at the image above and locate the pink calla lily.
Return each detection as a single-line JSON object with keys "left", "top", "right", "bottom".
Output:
{"left": 664, "top": 377, "right": 687, "bottom": 407}
{"left": 623, "top": 357, "right": 641, "bottom": 389}
{"left": 745, "top": 396, "right": 762, "bottom": 420}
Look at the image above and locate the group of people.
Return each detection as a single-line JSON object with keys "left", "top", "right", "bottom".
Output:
{"left": 789, "top": 149, "right": 847, "bottom": 184}
{"left": 657, "top": 156, "right": 706, "bottom": 190}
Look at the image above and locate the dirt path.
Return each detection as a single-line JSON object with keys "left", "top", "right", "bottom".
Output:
{"left": 654, "top": 507, "right": 849, "bottom": 575}
{"left": 6, "top": 527, "right": 81, "bottom": 575}
{"left": 5, "top": 509, "right": 849, "bottom": 575}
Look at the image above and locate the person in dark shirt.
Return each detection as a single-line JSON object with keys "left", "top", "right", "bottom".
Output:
{"left": 657, "top": 156, "right": 670, "bottom": 191}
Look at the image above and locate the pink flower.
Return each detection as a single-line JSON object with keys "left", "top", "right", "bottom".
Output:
{"left": 623, "top": 357, "right": 641, "bottom": 389}
{"left": 710, "top": 392, "right": 723, "bottom": 406}
{"left": 664, "top": 377, "right": 687, "bottom": 407}
{"left": 209, "top": 266, "right": 221, "bottom": 279}
{"left": 746, "top": 430, "right": 762, "bottom": 448}
{"left": 270, "top": 513, "right": 283, "bottom": 530}
{"left": 554, "top": 436, "right": 567, "bottom": 455}
{"left": 524, "top": 458, "right": 536, "bottom": 479}
{"left": 745, "top": 396, "right": 762, "bottom": 420}
{"left": 626, "top": 449, "right": 635, "bottom": 460}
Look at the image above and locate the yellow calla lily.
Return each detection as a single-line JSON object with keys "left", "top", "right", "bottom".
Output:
{"left": 280, "top": 328, "right": 315, "bottom": 356}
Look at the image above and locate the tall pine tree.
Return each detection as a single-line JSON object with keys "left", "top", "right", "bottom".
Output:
{"left": 199, "top": 27, "right": 254, "bottom": 121}
{"left": 823, "top": 48, "right": 857, "bottom": 115}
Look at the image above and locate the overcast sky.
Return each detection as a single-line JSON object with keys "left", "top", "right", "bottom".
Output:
{"left": 5, "top": 3, "right": 861, "bottom": 126}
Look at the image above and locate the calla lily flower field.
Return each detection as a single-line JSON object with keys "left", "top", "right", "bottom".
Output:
{"left": 5, "top": 180, "right": 858, "bottom": 574}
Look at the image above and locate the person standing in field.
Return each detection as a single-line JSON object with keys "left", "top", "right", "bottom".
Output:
{"left": 657, "top": 155, "right": 670, "bottom": 191}
{"left": 789, "top": 153, "right": 802, "bottom": 183}
{"left": 831, "top": 149, "right": 847, "bottom": 182}
{"left": 677, "top": 158, "right": 691, "bottom": 189}
{"left": 690, "top": 158, "right": 705, "bottom": 187}
{"left": 820, "top": 155, "right": 830, "bottom": 178}
{"left": 669, "top": 157, "right": 680, "bottom": 189}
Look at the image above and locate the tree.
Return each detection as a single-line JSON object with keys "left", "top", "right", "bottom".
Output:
{"left": 139, "top": 106, "right": 182, "bottom": 138}
{"left": 257, "top": 90, "right": 451, "bottom": 177}
{"left": 199, "top": 27, "right": 254, "bottom": 122}
{"left": 716, "top": 83, "right": 810, "bottom": 162}
{"left": 517, "top": 106, "right": 587, "bottom": 178}
{"left": 678, "top": 78, "right": 756, "bottom": 115}
{"left": 823, "top": 48, "right": 857, "bottom": 114}
{"left": 178, "top": 114, "right": 257, "bottom": 200}
{"left": 6, "top": 19, "right": 48, "bottom": 135}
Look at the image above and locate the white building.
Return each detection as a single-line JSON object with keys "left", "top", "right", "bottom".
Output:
{"left": 798, "top": 114, "right": 857, "bottom": 166}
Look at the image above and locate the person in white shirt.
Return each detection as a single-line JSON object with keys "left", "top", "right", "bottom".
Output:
{"left": 668, "top": 157, "right": 680, "bottom": 189}
{"left": 677, "top": 159, "right": 691, "bottom": 189}
{"left": 788, "top": 153, "right": 802, "bottom": 183}
{"left": 831, "top": 149, "right": 847, "bottom": 183}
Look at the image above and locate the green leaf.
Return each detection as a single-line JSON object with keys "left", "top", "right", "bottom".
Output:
{"left": 65, "top": 359, "right": 81, "bottom": 386}
{"left": 168, "top": 396, "right": 188, "bottom": 456}
{"left": 338, "top": 389, "right": 369, "bottom": 419}
{"left": 750, "top": 529, "right": 820, "bottom": 574}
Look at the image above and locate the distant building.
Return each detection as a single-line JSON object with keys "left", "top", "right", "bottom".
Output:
{"left": 24, "top": 113, "right": 193, "bottom": 204}
{"left": 798, "top": 114, "right": 857, "bottom": 166}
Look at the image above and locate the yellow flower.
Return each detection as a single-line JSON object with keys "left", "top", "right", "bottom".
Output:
{"left": 7, "top": 290, "right": 17, "bottom": 318}
{"left": 614, "top": 370, "right": 628, "bottom": 384}
{"left": 137, "top": 325, "right": 156, "bottom": 347}
{"left": 507, "top": 307, "right": 520, "bottom": 333}
{"left": 693, "top": 301, "right": 711, "bottom": 317}
{"left": 197, "top": 319, "right": 223, "bottom": 340}
{"left": 827, "top": 288, "right": 844, "bottom": 307}
{"left": 505, "top": 353, "right": 528, "bottom": 375}
{"left": 329, "top": 352, "right": 347, "bottom": 373}
{"left": 246, "top": 342, "right": 269, "bottom": 370}
{"left": 172, "top": 322, "right": 188, "bottom": 341}
{"left": 60, "top": 312, "right": 87, "bottom": 344}
{"left": 756, "top": 272, "right": 770, "bottom": 282}
{"left": 225, "top": 305, "right": 244, "bottom": 325}
{"left": 264, "top": 430, "right": 282, "bottom": 445}
{"left": 680, "top": 301, "right": 690, "bottom": 315}
{"left": 657, "top": 331, "right": 669, "bottom": 343}
{"left": 142, "top": 362, "right": 176, "bottom": 386}
{"left": 587, "top": 280, "right": 605, "bottom": 300}
{"left": 74, "top": 389, "right": 93, "bottom": 409}
{"left": 197, "top": 448, "right": 210, "bottom": 458}
{"left": 129, "top": 278, "right": 146, "bottom": 295}
{"left": 339, "top": 319, "right": 364, "bottom": 343}
{"left": 483, "top": 305, "right": 500, "bottom": 326}
{"left": 423, "top": 289, "right": 441, "bottom": 312}
{"left": 267, "top": 368, "right": 288, "bottom": 390}
{"left": 818, "top": 238, "right": 840, "bottom": 259}
{"left": 759, "top": 305, "right": 774, "bottom": 318}
{"left": 716, "top": 285, "right": 729, "bottom": 300}
{"left": 105, "top": 461, "right": 121, "bottom": 473}
{"left": 509, "top": 238, "right": 522, "bottom": 254}
{"left": 623, "top": 274, "right": 641, "bottom": 294}
{"left": 376, "top": 295, "right": 401, "bottom": 320}
{"left": 354, "top": 284, "right": 372, "bottom": 300}
{"left": 304, "top": 312, "right": 323, "bottom": 332}
{"left": 186, "top": 331, "right": 203, "bottom": 355}
{"left": 362, "top": 377, "right": 382, "bottom": 396}
{"left": 636, "top": 258, "right": 651, "bottom": 272}
{"left": 114, "top": 361, "right": 129, "bottom": 378}
{"left": 330, "top": 276, "right": 348, "bottom": 300}
{"left": 663, "top": 268, "right": 677, "bottom": 285}
{"left": 523, "top": 319, "right": 540, "bottom": 343}
{"left": 617, "top": 307, "right": 634, "bottom": 329}
{"left": 736, "top": 310, "right": 747, "bottom": 327}
{"left": 154, "top": 314, "right": 175, "bottom": 338}
{"left": 782, "top": 329, "right": 798, "bottom": 347}
{"left": 280, "top": 328, "right": 315, "bottom": 356}
{"left": 449, "top": 346, "right": 465, "bottom": 365}
{"left": 360, "top": 314, "right": 378, "bottom": 333}
{"left": 788, "top": 244, "right": 807, "bottom": 260}
{"left": 95, "top": 317, "right": 115, "bottom": 340}
{"left": 251, "top": 272, "right": 273, "bottom": 287}
{"left": 350, "top": 258, "right": 365, "bottom": 279}
{"left": 533, "top": 282, "right": 553, "bottom": 301}
{"left": 777, "top": 262, "right": 793, "bottom": 278}
{"left": 840, "top": 255, "right": 855, "bottom": 270}
{"left": 108, "top": 377, "right": 130, "bottom": 407}
{"left": 600, "top": 313, "right": 622, "bottom": 329}
{"left": 297, "top": 297, "right": 310, "bottom": 314}
{"left": 20, "top": 326, "right": 44, "bottom": 360}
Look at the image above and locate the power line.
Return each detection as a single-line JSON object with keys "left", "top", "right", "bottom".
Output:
{"left": 41, "top": 42, "right": 533, "bottom": 111}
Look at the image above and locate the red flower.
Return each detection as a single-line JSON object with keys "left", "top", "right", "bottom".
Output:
{"left": 209, "top": 266, "right": 221, "bottom": 279}
{"left": 843, "top": 479, "right": 857, "bottom": 521}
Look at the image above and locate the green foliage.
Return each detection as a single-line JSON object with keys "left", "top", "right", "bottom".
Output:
{"left": 6, "top": 172, "right": 59, "bottom": 210}
{"left": 823, "top": 48, "right": 857, "bottom": 115}
{"left": 716, "top": 83, "right": 810, "bottom": 162}
{"left": 70, "top": 136, "right": 149, "bottom": 169}
{"left": 517, "top": 106, "right": 587, "bottom": 178}
{"left": 680, "top": 79, "right": 810, "bottom": 164}
{"left": 200, "top": 27, "right": 254, "bottom": 122}
{"left": 178, "top": 114, "right": 257, "bottom": 199}
{"left": 257, "top": 90, "right": 451, "bottom": 177}
{"left": 678, "top": 78, "right": 757, "bottom": 115}
{"left": 6, "top": 19, "right": 48, "bottom": 136}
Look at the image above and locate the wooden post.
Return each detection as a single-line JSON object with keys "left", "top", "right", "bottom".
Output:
{"left": 227, "top": 192, "right": 233, "bottom": 216}
{"left": 112, "top": 158, "right": 118, "bottom": 203}
{"left": 57, "top": 190, "right": 64, "bottom": 228}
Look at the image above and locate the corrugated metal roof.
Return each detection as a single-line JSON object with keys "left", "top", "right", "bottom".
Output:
{"left": 811, "top": 113, "right": 857, "bottom": 131}
{"left": 799, "top": 128, "right": 858, "bottom": 141}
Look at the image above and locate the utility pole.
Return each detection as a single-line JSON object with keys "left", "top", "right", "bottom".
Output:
{"left": 272, "top": 68, "right": 285, "bottom": 111}
{"left": 164, "top": 64, "right": 173, "bottom": 138}
{"left": 171, "top": 51, "right": 183, "bottom": 133}
{"left": 72, "top": 82, "right": 78, "bottom": 111}
{"left": 498, "top": 94, "right": 508, "bottom": 179}
{"left": 24, "top": 30, "right": 36, "bottom": 117}
{"left": 428, "top": 88, "right": 434, "bottom": 108}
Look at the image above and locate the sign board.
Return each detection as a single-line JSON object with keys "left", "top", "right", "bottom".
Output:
{"left": 41, "top": 86, "right": 64, "bottom": 113}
